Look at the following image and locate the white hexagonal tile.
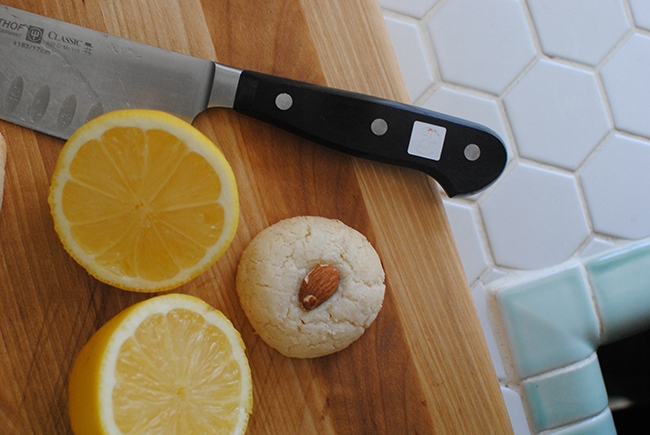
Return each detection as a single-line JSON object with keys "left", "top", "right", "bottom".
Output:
{"left": 630, "top": 0, "right": 650, "bottom": 31}
{"left": 581, "top": 134, "right": 650, "bottom": 240}
{"left": 484, "top": 268, "right": 508, "bottom": 285}
{"left": 471, "top": 282, "right": 506, "bottom": 380}
{"left": 379, "top": 0, "right": 439, "bottom": 19}
{"left": 501, "top": 387, "right": 532, "bottom": 435}
{"left": 383, "top": 16, "right": 434, "bottom": 102}
{"left": 580, "top": 237, "right": 616, "bottom": 259}
{"left": 479, "top": 163, "right": 589, "bottom": 270}
{"left": 421, "top": 86, "right": 510, "bottom": 156}
{"left": 504, "top": 60, "right": 610, "bottom": 171}
{"left": 527, "top": 0, "right": 629, "bottom": 66}
{"left": 426, "top": 0, "right": 536, "bottom": 95}
{"left": 601, "top": 34, "right": 650, "bottom": 138}
{"left": 443, "top": 200, "right": 489, "bottom": 284}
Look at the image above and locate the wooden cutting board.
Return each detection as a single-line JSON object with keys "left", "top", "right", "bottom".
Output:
{"left": 0, "top": 0, "right": 512, "bottom": 433}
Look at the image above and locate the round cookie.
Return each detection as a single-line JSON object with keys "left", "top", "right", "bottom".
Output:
{"left": 236, "top": 216, "right": 385, "bottom": 358}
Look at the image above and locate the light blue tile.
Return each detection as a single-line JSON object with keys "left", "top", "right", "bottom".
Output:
{"left": 586, "top": 240, "right": 650, "bottom": 344}
{"left": 496, "top": 264, "right": 600, "bottom": 379}
{"left": 546, "top": 408, "right": 616, "bottom": 435}
{"left": 522, "top": 355, "right": 608, "bottom": 432}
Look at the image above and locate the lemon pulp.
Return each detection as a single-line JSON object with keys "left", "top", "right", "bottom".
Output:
{"left": 49, "top": 110, "right": 239, "bottom": 292}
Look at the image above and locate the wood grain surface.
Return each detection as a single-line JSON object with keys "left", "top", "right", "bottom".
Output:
{"left": 0, "top": 0, "right": 513, "bottom": 433}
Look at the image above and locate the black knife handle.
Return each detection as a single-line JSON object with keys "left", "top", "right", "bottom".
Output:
{"left": 232, "top": 70, "right": 507, "bottom": 197}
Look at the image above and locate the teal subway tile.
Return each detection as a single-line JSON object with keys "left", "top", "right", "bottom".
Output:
{"left": 522, "top": 355, "right": 608, "bottom": 432}
{"left": 546, "top": 408, "right": 616, "bottom": 435}
{"left": 495, "top": 264, "right": 600, "bottom": 379}
{"left": 586, "top": 240, "right": 650, "bottom": 344}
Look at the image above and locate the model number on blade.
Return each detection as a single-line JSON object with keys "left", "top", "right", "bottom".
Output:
{"left": 13, "top": 40, "right": 51, "bottom": 55}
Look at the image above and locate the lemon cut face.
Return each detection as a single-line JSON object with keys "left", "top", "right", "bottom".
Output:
{"left": 49, "top": 110, "right": 239, "bottom": 292}
{"left": 68, "top": 293, "right": 253, "bottom": 435}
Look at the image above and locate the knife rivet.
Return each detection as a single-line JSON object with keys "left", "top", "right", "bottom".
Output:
{"left": 371, "top": 118, "right": 388, "bottom": 136}
{"left": 275, "top": 93, "right": 293, "bottom": 111}
{"left": 464, "top": 144, "right": 481, "bottom": 161}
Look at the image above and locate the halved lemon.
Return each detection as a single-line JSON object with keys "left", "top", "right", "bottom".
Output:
{"left": 48, "top": 110, "right": 239, "bottom": 292}
{"left": 68, "top": 293, "right": 253, "bottom": 435}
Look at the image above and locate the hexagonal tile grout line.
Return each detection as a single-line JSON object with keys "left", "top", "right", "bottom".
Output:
{"left": 382, "top": 0, "right": 650, "bottom": 283}
{"left": 380, "top": 0, "right": 650, "bottom": 433}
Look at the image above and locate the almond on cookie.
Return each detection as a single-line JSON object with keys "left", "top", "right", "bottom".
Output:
{"left": 236, "top": 216, "right": 385, "bottom": 358}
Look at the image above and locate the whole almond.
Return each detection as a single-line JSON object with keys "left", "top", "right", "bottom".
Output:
{"left": 299, "top": 264, "right": 340, "bottom": 310}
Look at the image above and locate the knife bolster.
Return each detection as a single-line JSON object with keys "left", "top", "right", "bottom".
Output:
{"left": 208, "top": 63, "right": 243, "bottom": 109}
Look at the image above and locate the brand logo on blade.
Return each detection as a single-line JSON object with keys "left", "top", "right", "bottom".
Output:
{"left": 1, "top": 14, "right": 93, "bottom": 56}
{"left": 0, "top": 16, "right": 50, "bottom": 55}
{"left": 26, "top": 26, "right": 43, "bottom": 43}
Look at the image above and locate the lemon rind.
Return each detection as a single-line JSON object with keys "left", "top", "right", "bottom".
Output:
{"left": 91, "top": 294, "right": 252, "bottom": 434}
{"left": 48, "top": 110, "right": 239, "bottom": 292}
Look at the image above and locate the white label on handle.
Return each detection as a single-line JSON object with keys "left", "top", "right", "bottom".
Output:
{"left": 407, "top": 121, "right": 447, "bottom": 161}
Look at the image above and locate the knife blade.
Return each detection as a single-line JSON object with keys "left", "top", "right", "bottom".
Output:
{"left": 0, "top": 5, "right": 507, "bottom": 196}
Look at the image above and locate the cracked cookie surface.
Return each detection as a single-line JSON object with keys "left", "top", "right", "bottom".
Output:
{"left": 236, "top": 216, "right": 385, "bottom": 358}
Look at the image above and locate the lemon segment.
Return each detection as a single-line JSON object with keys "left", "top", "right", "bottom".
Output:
{"left": 48, "top": 110, "right": 239, "bottom": 292}
{"left": 68, "top": 293, "right": 253, "bottom": 435}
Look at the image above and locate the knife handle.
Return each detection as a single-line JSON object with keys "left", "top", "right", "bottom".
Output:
{"left": 232, "top": 70, "right": 507, "bottom": 197}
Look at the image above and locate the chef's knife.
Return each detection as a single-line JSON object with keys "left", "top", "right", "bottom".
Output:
{"left": 0, "top": 5, "right": 506, "bottom": 196}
